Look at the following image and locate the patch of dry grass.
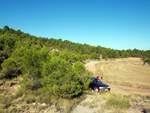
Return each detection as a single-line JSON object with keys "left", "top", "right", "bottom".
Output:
{"left": 95, "top": 58, "right": 150, "bottom": 89}
{"left": 93, "top": 92, "right": 131, "bottom": 113}
{"left": 76, "top": 91, "right": 149, "bottom": 113}
{"left": 129, "top": 93, "right": 150, "bottom": 112}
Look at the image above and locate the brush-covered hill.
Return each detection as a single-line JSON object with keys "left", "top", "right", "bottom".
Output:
{"left": 0, "top": 25, "right": 150, "bottom": 112}
{"left": 0, "top": 25, "right": 150, "bottom": 93}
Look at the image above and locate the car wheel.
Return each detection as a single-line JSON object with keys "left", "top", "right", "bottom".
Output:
{"left": 94, "top": 87, "right": 99, "bottom": 92}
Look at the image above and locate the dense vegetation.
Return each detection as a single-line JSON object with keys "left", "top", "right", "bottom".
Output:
{"left": 0, "top": 25, "right": 150, "bottom": 99}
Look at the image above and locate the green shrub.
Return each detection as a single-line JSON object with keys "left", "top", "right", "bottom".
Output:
{"left": 40, "top": 57, "right": 83, "bottom": 98}
{"left": 106, "top": 93, "right": 131, "bottom": 109}
{"left": 1, "top": 58, "right": 17, "bottom": 79}
{"left": 21, "top": 47, "right": 50, "bottom": 89}
{"left": 73, "top": 61, "right": 93, "bottom": 90}
{"left": 3, "top": 44, "right": 12, "bottom": 57}
{"left": 19, "top": 46, "right": 92, "bottom": 98}
{"left": 144, "top": 58, "right": 150, "bottom": 65}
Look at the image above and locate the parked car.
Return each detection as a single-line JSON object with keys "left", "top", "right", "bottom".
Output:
{"left": 90, "top": 77, "right": 110, "bottom": 92}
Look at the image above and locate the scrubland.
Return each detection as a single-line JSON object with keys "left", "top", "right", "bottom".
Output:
{"left": 1, "top": 57, "right": 150, "bottom": 113}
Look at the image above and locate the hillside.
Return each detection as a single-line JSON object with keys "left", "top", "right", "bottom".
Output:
{"left": 0, "top": 57, "right": 150, "bottom": 113}
{"left": 0, "top": 26, "right": 150, "bottom": 113}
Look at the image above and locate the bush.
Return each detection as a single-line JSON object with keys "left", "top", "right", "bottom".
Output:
{"left": 106, "top": 93, "right": 131, "bottom": 109}
{"left": 21, "top": 47, "right": 50, "bottom": 89}
{"left": 73, "top": 61, "right": 93, "bottom": 90}
{"left": 19, "top": 46, "right": 93, "bottom": 98}
{"left": 40, "top": 57, "right": 83, "bottom": 98}
{"left": 3, "top": 44, "right": 12, "bottom": 57}
{"left": 1, "top": 58, "right": 17, "bottom": 78}
{"left": 144, "top": 58, "right": 150, "bottom": 65}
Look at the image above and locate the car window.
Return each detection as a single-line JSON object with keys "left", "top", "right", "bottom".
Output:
{"left": 94, "top": 79, "right": 102, "bottom": 83}
{"left": 94, "top": 79, "right": 98, "bottom": 83}
{"left": 98, "top": 80, "right": 102, "bottom": 83}
{"left": 94, "top": 80, "right": 97, "bottom": 82}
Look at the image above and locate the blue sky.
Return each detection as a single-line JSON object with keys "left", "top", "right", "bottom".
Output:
{"left": 0, "top": 0, "right": 150, "bottom": 50}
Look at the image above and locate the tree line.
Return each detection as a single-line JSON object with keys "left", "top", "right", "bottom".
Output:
{"left": 0, "top": 25, "right": 150, "bottom": 61}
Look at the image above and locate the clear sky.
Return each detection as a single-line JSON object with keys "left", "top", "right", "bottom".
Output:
{"left": 0, "top": 0, "right": 150, "bottom": 50}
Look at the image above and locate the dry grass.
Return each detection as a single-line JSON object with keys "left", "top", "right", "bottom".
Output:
{"left": 80, "top": 92, "right": 150, "bottom": 113}
{"left": 95, "top": 57, "right": 150, "bottom": 89}
{"left": 73, "top": 92, "right": 133, "bottom": 113}
{"left": 62, "top": 99, "right": 73, "bottom": 113}
{"left": 129, "top": 93, "right": 150, "bottom": 111}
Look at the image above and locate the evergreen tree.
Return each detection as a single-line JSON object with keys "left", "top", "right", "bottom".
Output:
{"left": 40, "top": 57, "right": 83, "bottom": 98}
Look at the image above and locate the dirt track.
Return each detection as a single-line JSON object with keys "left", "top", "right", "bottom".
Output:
{"left": 85, "top": 58, "right": 150, "bottom": 94}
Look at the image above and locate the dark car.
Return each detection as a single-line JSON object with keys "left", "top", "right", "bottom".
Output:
{"left": 90, "top": 77, "right": 110, "bottom": 92}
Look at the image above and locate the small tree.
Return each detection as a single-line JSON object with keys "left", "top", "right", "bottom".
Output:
{"left": 90, "top": 52, "right": 99, "bottom": 59}
{"left": 3, "top": 25, "right": 9, "bottom": 32}
{"left": 73, "top": 61, "right": 93, "bottom": 90}
{"left": 21, "top": 47, "right": 50, "bottom": 89}
{"left": 121, "top": 51, "right": 129, "bottom": 58}
{"left": 40, "top": 57, "right": 83, "bottom": 98}
{"left": 143, "top": 58, "right": 150, "bottom": 65}
{"left": 0, "top": 58, "right": 17, "bottom": 78}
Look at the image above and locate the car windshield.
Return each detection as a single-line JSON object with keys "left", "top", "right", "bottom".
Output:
{"left": 94, "top": 79, "right": 102, "bottom": 83}
{"left": 97, "top": 80, "right": 102, "bottom": 83}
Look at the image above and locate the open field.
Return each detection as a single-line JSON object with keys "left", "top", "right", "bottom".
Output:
{"left": 86, "top": 57, "right": 150, "bottom": 89}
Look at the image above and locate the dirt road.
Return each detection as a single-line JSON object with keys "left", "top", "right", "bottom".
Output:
{"left": 85, "top": 60, "right": 99, "bottom": 74}
{"left": 85, "top": 58, "right": 150, "bottom": 94}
